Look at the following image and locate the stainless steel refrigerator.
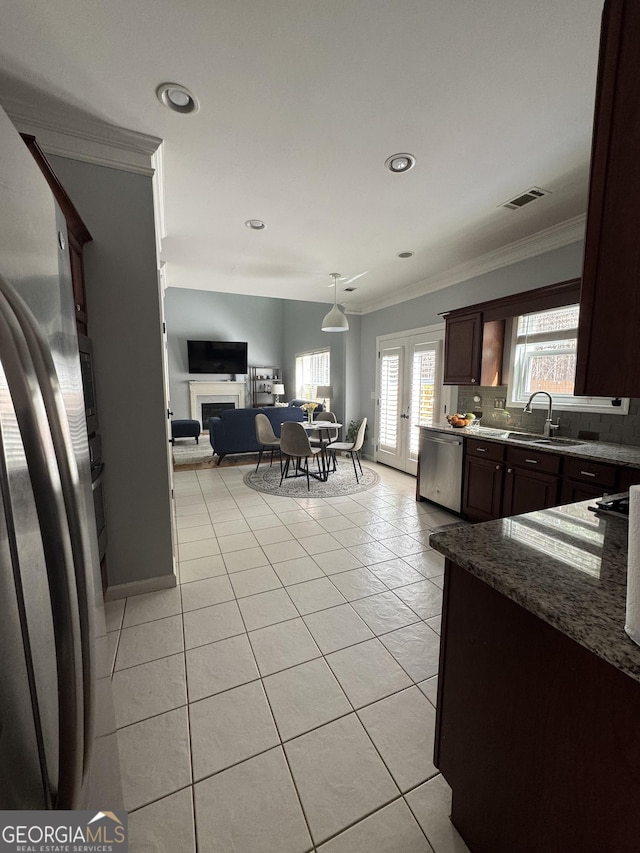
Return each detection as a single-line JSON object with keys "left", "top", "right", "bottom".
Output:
{"left": 0, "top": 105, "right": 122, "bottom": 809}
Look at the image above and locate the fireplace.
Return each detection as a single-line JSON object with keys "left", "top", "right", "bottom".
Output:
{"left": 189, "top": 381, "right": 246, "bottom": 422}
{"left": 202, "top": 401, "right": 235, "bottom": 424}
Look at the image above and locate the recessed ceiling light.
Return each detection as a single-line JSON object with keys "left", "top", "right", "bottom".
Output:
{"left": 156, "top": 83, "right": 199, "bottom": 114}
{"left": 397, "top": 251, "right": 414, "bottom": 258}
{"left": 385, "top": 153, "right": 416, "bottom": 173}
{"left": 244, "top": 219, "right": 266, "bottom": 230}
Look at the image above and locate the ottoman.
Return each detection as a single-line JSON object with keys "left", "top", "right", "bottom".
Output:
{"left": 171, "top": 419, "right": 201, "bottom": 444}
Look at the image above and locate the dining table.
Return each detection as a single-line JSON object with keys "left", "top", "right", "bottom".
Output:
{"left": 300, "top": 420, "right": 342, "bottom": 481}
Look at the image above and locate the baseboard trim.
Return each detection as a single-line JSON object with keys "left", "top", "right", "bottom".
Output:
{"left": 105, "top": 573, "right": 177, "bottom": 601}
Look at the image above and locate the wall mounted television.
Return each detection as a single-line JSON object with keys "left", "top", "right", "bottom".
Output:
{"left": 187, "top": 340, "right": 248, "bottom": 374}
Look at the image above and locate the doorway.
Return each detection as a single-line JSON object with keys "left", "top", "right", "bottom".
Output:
{"left": 375, "top": 325, "right": 454, "bottom": 475}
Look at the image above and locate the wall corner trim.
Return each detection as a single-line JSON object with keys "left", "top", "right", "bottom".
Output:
{"left": 358, "top": 214, "right": 586, "bottom": 315}
{"left": 5, "top": 96, "right": 162, "bottom": 177}
{"left": 104, "top": 572, "right": 177, "bottom": 601}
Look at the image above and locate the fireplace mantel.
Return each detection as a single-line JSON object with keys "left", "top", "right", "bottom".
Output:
{"left": 189, "top": 381, "right": 246, "bottom": 422}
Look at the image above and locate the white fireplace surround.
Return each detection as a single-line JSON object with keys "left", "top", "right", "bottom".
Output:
{"left": 189, "top": 381, "right": 246, "bottom": 424}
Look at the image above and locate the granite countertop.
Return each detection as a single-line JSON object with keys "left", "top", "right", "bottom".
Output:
{"left": 421, "top": 423, "right": 640, "bottom": 470}
{"left": 430, "top": 500, "right": 640, "bottom": 683}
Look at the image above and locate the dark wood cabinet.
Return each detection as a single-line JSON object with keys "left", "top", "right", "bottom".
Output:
{"left": 443, "top": 312, "right": 504, "bottom": 386}
{"left": 501, "top": 446, "right": 561, "bottom": 518}
{"left": 21, "top": 134, "right": 92, "bottom": 335}
{"left": 443, "top": 312, "right": 482, "bottom": 385}
{"left": 444, "top": 427, "right": 640, "bottom": 522}
{"left": 436, "top": 561, "right": 640, "bottom": 853}
{"left": 503, "top": 466, "right": 560, "bottom": 516}
{"left": 618, "top": 467, "right": 640, "bottom": 492}
{"left": 463, "top": 439, "right": 561, "bottom": 521}
{"left": 561, "top": 456, "right": 619, "bottom": 503}
{"left": 462, "top": 439, "right": 505, "bottom": 522}
{"left": 575, "top": 0, "right": 640, "bottom": 397}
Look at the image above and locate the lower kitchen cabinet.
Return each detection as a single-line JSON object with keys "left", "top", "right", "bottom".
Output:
{"left": 561, "top": 456, "right": 618, "bottom": 504}
{"left": 442, "top": 429, "right": 640, "bottom": 523}
{"left": 463, "top": 440, "right": 560, "bottom": 521}
{"left": 462, "top": 456, "right": 504, "bottom": 522}
{"left": 436, "top": 560, "right": 640, "bottom": 853}
{"left": 618, "top": 467, "right": 640, "bottom": 492}
{"left": 462, "top": 439, "right": 505, "bottom": 522}
{"left": 561, "top": 479, "right": 609, "bottom": 503}
{"left": 503, "top": 465, "right": 560, "bottom": 516}
{"left": 502, "top": 447, "right": 561, "bottom": 516}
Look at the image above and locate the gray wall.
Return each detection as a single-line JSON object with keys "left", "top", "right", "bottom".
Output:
{"left": 50, "top": 155, "right": 174, "bottom": 589}
{"left": 358, "top": 242, "right": 586, "bottom": 453}
{"left": 344, "top": 313, "right": 362, "bottom": 433}
{"left": 282, "top": 299, "right": 349, "bottom": 425}
{"left": 164, "top": 288, "right": 354, "bottom": 426}
{"left": 165, "top": 242, "right": 596, "bottom": 458}
{"left": 165, "top": 288, "right": 285, "bottom": 417}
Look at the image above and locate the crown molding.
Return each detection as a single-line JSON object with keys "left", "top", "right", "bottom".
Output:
{"left": 4, "top": 96, "right": 161, "bottom": 176}
{"left": 358, "top": 214, "right": 586, "bottom": 315}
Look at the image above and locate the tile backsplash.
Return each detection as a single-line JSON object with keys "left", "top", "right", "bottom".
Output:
{"left": 456, "top": 386, "right": 640, "bottom": 447}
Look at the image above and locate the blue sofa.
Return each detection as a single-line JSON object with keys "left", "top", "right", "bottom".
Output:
{"left": 288, "top": 399, "right": 325, "bottom": 412}
{"left": 208, "top": 406, "right": 305, "bottom": 464}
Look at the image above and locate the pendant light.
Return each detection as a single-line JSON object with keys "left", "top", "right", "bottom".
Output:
{"left": 322, "top": 273, "right": 349, "bottom": 332}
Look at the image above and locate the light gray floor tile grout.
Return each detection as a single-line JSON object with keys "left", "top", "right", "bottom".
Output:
{"left": 117, "top": 461, "right": 454, "bottom": 848}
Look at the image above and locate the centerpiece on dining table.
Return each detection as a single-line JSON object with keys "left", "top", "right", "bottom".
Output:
{"left": 301, "top": 402, "right": 319, "bottom": 422}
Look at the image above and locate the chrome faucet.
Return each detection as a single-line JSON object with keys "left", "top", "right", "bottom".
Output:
{"left": 524, "top": 391, "right": 560, "bottom": 437}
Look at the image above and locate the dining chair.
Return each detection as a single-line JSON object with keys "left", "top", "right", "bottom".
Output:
{"left": 255, "top": 413, "right": 281, "bottom": 472}
{"left": 328, "top": 417, "right": 367, "bottom": 482}
{"left": 309, "top": 410, "right": 339, "bottom": 447}
{"left": 280, "top": 421, "right": 323, "bottom": 489}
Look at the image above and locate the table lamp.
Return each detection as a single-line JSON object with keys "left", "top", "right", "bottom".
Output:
{"left": 272, "top": 383, "right": 285, "bottom": 404}
{"left": 316, "top": 385, "right": 333, "bottom": 410}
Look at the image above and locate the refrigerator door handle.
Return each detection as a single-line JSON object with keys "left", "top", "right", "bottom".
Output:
{"left": 0, "top": 274, "right": 89, "bottom": 808}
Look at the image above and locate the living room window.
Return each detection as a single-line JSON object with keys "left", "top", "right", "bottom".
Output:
{"left": 295, "top": 349, "right": 330, "bottom": 402}
{"left": 507, "top": 304, "right": 629, "bottom": 414}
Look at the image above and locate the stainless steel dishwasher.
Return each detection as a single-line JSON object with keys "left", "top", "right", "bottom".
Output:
{"left": 419, "top": 429, "right": 464, "bottom": 513}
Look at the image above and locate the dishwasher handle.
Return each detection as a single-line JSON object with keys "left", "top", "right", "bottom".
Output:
{"left": 423, "top": 435, "right": 463, "bottom": 446}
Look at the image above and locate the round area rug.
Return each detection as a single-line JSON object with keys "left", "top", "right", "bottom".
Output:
{"left": 244, "top": 459, "right": 380, "bottom": 497}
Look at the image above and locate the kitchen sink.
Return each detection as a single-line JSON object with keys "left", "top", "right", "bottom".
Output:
{"left": 534, "top": 438, "right": 585, "bottom": 446}
{"left": 507, "top": 433, "right": 584, "bottom": 447}
{"left": 507, "top": 433, "right": 543, "bottom": 442}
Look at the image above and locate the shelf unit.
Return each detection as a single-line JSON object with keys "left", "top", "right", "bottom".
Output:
{"left": 249, "top": 366, "right": 280, "bottom": 407}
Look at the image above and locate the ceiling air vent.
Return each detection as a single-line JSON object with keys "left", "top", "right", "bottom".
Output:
{"left": 502, "top": 186, "right": 550, "bottom": 211}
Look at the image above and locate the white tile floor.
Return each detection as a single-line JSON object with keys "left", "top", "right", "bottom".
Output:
{"left": 105, "top": 460, "right": 471, "bottom": 853}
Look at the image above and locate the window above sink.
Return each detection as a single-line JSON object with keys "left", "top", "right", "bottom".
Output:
{"left": 506, "top": 305, "right": 629, "bottom": 415}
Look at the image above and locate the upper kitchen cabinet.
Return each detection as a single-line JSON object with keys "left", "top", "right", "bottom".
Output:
{"left": 443, "top": 310, "right": 504, "bottom": 386}
{"left": 575, "top": 0, "right": 640, "bottom": 397}
{"left": 443, "top": 312, "right": 482, "bottom": 385}
{"left": 21, "top": 134, "right": 92, "bottom": 335}
{"left": 443, "top": 279, "right": 580, "bottom": 387}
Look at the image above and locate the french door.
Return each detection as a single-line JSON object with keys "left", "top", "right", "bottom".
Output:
{"left": 376, "top": 326, "right": 451, "bottom": 475}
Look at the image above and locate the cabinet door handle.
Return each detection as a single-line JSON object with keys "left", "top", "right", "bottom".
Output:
{"left": 580, "top": 470, "right": 597, "bottom": 477}
{"left": 507, "top": 468, "right": 512, "bottom": 473}
{"left": 476, "top": 447, "right": 486, "bottom": 453}
{"left": 470, "top": 378, "right": 477, "bottom": 383}
{"left": 525, "top": 458, "right": 539, "bottom": 464}
{"left": 496, "top": 464, "right": 501, "bottom": 470}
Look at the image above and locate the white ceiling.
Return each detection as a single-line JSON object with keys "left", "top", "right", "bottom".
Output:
{"left": 0, "top": 0, "right": 603, "bottom": 313}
